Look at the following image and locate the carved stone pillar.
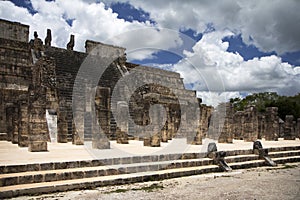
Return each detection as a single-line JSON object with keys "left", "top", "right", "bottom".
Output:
{"left": 72, "top": 85, "right": 85, "bottom": 145}
{"left": 242, "top": 106, "right": 258, "bottom": 142}
{"left": 92, "top": 87, "right": 110, "bottom": 149}
{"left": 218, "top": 103, "right": 234, "bottom": 143}
{"left": 284, "top": 115, "right": 296, "bottom": 140}
{"left": 28, "top": 85, "right": 48, "bottom": 152}
{"left": 12, "top": 105, "right": 19, "bottom": 144}
{"left": 57, "top": 102, "right": 68, "bottom": 143}
{"left": 233, "top": 111, "right": 243, "bottom": 140}
{"left": 5, "top": 104, "right": 14, "bottom": 142}
{"left": 18, "top": 95, "right": 29, "bottom": 147}
{"left": 263, "top": 107, "right": 279, "bottom": 141}
{"left": 116, "top": 101, "right": 129, "bottom": 144}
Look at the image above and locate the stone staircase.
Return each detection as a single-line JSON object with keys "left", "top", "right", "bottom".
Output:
{"left": 0, "top": 146, "right": 299, "bottom": 198}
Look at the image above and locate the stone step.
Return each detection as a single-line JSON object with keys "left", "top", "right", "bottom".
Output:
{"left": 1, "top": 146, "right": 300, "bottom": 175}
{"left": 229, "top": 155, "right": 300, "bottom": 169}
{"left": 0, "top": 155, "right": 243, "bottom": 187}
{"left": 0, "top": 149, "right": 299, "bottom": 187}
{"left": 268, "top": 150, "right": 300, "bottom": 158}
{"left": 1, "top": 155, "right": 299, "bottom": 198}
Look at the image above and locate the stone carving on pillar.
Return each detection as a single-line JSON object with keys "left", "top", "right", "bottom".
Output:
{"left": 67, "top": 34, "right": 75, "bottom": 50}
{"left": 29, "top": 31, "right": 44, "bottom": 59}
{"left": 18, "top": 94, "right": 29, "bottom": 147}
{"left": 12, "top": 105, "right": 19, "bottom": 144}
{"left": 44, "top": 29, "right": 52, "bottom": 46}
{"left": 28, "top": 84, "right": 48, "bottom": 152}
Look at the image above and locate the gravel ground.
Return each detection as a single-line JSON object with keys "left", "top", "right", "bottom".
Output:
{"left": 14, "top": 163, "right": 300, "bottom": 200}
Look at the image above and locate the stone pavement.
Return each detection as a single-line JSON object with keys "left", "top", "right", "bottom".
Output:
{"left": 0, "top": 138, "right": 299, "bottom": 165}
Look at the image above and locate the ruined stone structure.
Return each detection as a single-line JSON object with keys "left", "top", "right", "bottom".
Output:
{"left": 0, "top": 19, "right": 299, "bottom": 153}
{"left": 0, "top": 19, "right": 203, "bottom": 151}
{"left": 217, "top": 104, "right": 298, "bottom": 142}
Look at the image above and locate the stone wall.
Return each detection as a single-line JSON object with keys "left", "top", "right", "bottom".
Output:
{"left": 0, "top": 19, "right": 29, "bottom": 42}
{"left": 0, "top": 19, "right": 32, "bottom": 139}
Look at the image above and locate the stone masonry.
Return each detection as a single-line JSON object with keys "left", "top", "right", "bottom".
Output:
{"left": 0, "top": 19, "right": 202, "bottom": 151}
{"left": 0, "top": 19, "right": 299, "bottom": 152}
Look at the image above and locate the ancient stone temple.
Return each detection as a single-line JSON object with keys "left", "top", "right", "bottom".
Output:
{"left": 0, "top": 19, "right": 204, "bottom": 151}
{"left": 1, "top": 19, "right": 299, "bottom": 153}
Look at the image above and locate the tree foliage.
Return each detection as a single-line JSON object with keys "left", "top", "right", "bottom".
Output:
{"left": 230, "top": 92, "right": 300, "bottom": 120}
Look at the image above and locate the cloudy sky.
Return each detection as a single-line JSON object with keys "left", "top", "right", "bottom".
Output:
{"left": 1, "top": 0, "right": 300, "bottom": 106}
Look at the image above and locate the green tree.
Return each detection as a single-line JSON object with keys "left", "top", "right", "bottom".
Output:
{"left": 229, "top": 92, "right": 300, "bottom": 120}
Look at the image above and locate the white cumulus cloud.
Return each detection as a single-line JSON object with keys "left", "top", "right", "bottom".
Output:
{"left": 172, "top": 30, "right": 300, "bottom": 105}
{"left": 110, "top": 0, "right": 300, "bottom": 54}
{"left": 0, "top": 0, "right": 182, "bottom": 60}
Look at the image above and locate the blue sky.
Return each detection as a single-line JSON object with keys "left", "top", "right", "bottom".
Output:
{"left": 1, "top": 0, "right": 300, "bottom": 106}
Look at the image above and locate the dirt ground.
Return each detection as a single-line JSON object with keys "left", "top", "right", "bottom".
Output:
{"left": 13, "top": 163, "right": 300, "bottom": 200}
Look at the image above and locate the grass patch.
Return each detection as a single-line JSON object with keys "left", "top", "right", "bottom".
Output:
{"left": 265, "top": 164, "right": 297, "bottom": 171}
{"left": 133, "top": 183, "right": 164, "bottom": 192}
{"left": 105, "top": 183, "right": 164, "bottom": 194}
{"left": 105, "top": 188, "right": 129, "bottom": 194}
{"left": 282, "top": 164, "right": 297, "bottom": 169}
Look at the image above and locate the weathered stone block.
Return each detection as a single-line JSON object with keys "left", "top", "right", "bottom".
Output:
{"left": 143, "top": 137, "right": 151, "bottom": 146}
{"left": 151, "top": 135, "right": 161, "bottom": 147}
{"left": 28, "top": 141, "right": 47, "bottom": 152}
{"left": 92, "top": 138, "right": 110, "bottom": 149}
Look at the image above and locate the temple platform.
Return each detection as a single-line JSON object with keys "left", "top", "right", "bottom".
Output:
{"left": 1, "top": 138, "right": 299, "bottom": 166}
{"left": 1, "top": 138, "right": 300, "bottom": 198}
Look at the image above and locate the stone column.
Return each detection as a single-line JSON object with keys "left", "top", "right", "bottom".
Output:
{"left": 243, "top": 106, "right": 258, "bottom": 142}
{"left": 0, "top": 90, "right": 7, "bottom": 133}
{"left": 297, "top": 118, "right": 300, "bottom": 139}
{"left": 206, "top": 109, "right": 219, "bottom": 141}
{"left": 93, "top": 87, "right": 110, "bottom": 149}
{"left": 167, "top": 109, "right": 174, "bottom": 140}
{"left": 161, "top": 106, "right": 169, "bottom": 143}
{"left": 150, "top": 106, "right": 162, "bottom": 147}
{"left": 95, "top": 87, "right": 111, "bottom": 138}
{"left": 57, "top": 103, "right": 68, "bottom": 143}
{"left": 18, "top": 94, "right": 29, "bottom": 147}
{"left": 5, "top": 104, "right": 14, "bottom": 142}
{"left": 72, "top": 84, "right": 85, "bottom": 145}
{"left": 207, "top": 104, "right": 229, "bottom": 142}
{"left": 283, "top": 115, "right": 295, "bottom": 140}
{"left": 257, "top": 115, "right": 265, "bottom": 139}
{"left": 263, "top": 107, "right": 279, "bottom": 141}
{"left": 116, "top": 101, "right": 129, "bottom": 144}
{"left": 279, "top": 118, "right": 285, "bottom": 138}
{"left": 72, "top": 108, "right": 85, "bottom": 145}
{"left": 233, "top": 111, "right": 243, "bottom": 140}
{"left": 218, "top": 103, "right": 234, "bottom": 143}
{"left": 12, "top": 105, "right": 19, "bottom": 144}
{"left": 28, "top": 85, "right": 48, "bottom": 152}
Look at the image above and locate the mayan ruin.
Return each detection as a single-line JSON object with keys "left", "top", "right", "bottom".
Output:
{"left": 0, "top": 1, "right": 300, "bottom": 198}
